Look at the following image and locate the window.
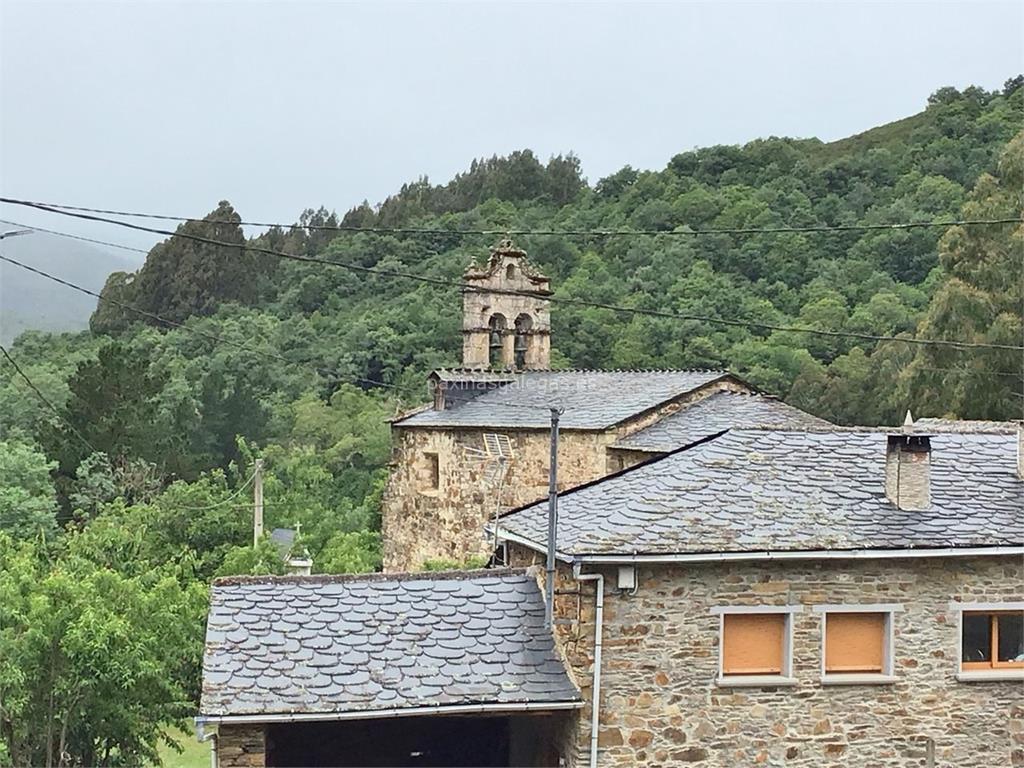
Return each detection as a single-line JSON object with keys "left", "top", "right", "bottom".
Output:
{"left": 825, "top": 612, "right": 885, "bottom": 673}
{"left": 422, "top": 452, "right": 440, "bottom": 491}
{"left": 962, "top": 612, "right": 1024, "bottom": 671}
{"left": 724, "top": 614, "right": 785, "bottom": 674}
{"left": 813, "top": 604, "right": 900, "bottom": 684}
{"left": 711, "top": 606, "right": 800, "bottom": 686}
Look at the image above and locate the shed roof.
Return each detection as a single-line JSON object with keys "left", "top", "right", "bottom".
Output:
{"left": 199, "top": 569, "right": 580, "bottom": 721}
{"left": 394, "top": 369, "right": 731, "bottom": 430}
{"left": 497, "top": 428, "right": 1024, "bottom": 558}
{"left": 611, "top": 391, "right": 830, "bottom": 453}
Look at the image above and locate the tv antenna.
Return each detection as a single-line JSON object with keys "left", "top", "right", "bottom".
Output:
{"left": 465, "top": 433, "right": 515, "bottom": 560}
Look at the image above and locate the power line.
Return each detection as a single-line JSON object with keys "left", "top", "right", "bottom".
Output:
{"left": 0, "top": 218, "right": 149, "bottom": 255}
{"left": 4, "top": 199, "right": 1020, "bottom": 353}
{"left": 169, "top": 470, "right": 258, "bottom": 511}
{"left": 4, "top": 197, "right": 1021, "bottom": 237}
{"left": 0, "top": 252, "right": 554, "bottom": 413}
{"left": 0, "top": 342, "right": 97, "bottom": 453}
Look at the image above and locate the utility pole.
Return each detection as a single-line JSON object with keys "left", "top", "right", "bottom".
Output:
{"left": 544, "top": 407, "right": 561, "bottom": 629}
{"left": 253, "top": 459, "right": 264, "bottom": 546}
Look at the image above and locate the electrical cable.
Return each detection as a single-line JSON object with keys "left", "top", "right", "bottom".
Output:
{"left": 0, "top": 342, "right": 97, "bottom": 454}
{"left": 3, "top": 199, "right": 1020, "bottom": 352}
{"left": 6, "top": 197, "right": 1021, "bottom": 237}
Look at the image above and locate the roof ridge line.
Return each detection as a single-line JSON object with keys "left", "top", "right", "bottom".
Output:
{"left": 213, "top": 566, "right": 528, "bottom": 587}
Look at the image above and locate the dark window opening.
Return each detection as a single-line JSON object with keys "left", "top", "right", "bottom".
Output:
{"left": 488, "top": 314, "right": 507, "bottom": 368}
{"left": 513, "top": 314, "right": 532, "bottom": 369}
{"left": 997, "top": 614, "right": 1024, "bottom": 663}
{"left": 424, "top": 452, "right": 440, "bottom": 490}
{"left": 963, "top": 613, "right": 992, "bottom": 663}
{"left": 962, "top": 611, "right": 1024, "bottom": 669}
{"left": 506, "top": 263, "right": 515, "bottom": 279}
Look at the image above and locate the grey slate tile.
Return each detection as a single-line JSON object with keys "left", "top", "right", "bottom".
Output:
{"left": 200, "top": 569, "right": 580, "bottom": 718}
{"left": 497, "top": 428, "right": 1024, "bottom": 555}
{"left": 395, "top": 369, "right": 729, "bottom": 429}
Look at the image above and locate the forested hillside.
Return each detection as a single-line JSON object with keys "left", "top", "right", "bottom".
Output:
{"left": 0, "top": 233, "right": 138, "bottom": 343}
{"left": 0, "top": 80, "right": 1021, "bottom": 766}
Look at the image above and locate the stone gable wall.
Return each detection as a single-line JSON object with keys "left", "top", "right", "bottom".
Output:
{"left": 382, "top": 427, "right": 615, "bottom": 572}
{"left": 509, "top": 547, "right": 1023, "bottom": 767}
{"left": 216, "top": 725, "right": 265, "bottom": 768}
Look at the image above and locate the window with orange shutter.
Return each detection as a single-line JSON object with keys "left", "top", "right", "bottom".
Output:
{"left": 722, "top": 613, "right": 786, "bottom": 675}
{"left": 824, "top": 612, "right": 886, "bottom": 674}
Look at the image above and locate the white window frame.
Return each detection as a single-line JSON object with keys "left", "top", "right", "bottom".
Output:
{"left": 948, "top": 601, "right": 1024, "bottom": 683}
{"left": 709, "top": 605, "right": 802, "bottom": 688}
{"left": 812, "top": 603, "right": 903, "bottom": 685}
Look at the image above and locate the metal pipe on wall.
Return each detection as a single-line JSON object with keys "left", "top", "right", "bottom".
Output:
{"left": 574, "top": 565, "right": 605, "bottom": 768}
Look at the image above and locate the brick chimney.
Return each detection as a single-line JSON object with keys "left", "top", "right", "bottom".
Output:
{"left": 885, "top": 411, "right": 932, "bottom": 511}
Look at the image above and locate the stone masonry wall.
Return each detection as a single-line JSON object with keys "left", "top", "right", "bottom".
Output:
{"left": 216, "top": 725, "right": 265, "bottom": 768}
{"left": 382, "top": 427, "right": 614, "bottom": 572}
{"left": 510, "top": 547, "right": 1023, "bottom": 767}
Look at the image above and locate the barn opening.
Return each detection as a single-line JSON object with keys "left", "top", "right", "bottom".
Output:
{"left": 265, "top": 712, "right": 567, "bottom": 767}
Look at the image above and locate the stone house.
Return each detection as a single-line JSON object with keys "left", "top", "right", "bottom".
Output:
{"left": 381, "top": 241, "right": 826, "bottom": 571}
{"left": 494, "top": 421, "right": 1024, "bottom": 766}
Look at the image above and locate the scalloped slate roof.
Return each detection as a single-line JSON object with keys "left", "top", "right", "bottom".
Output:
{"left": 200, "top": 569, "right": 580, "bottom": 719}
{"left": 612, "top": 392, "right": 831, "bottom": 452}
{"left": 395, "top": 369, "right": 731, "bottom": 430}
{"left": 497, "top": 428, "right": 1024, "bottom": 557}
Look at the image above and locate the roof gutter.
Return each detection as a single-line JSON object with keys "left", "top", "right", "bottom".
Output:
{"left": 494, "top": 533, "right": 1024, "bottom": 565}
{"left": 196, "top": 699, "right": 583, "bottom": 726}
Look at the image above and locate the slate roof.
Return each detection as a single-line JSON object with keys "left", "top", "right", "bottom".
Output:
{"left": 612, "top": 392, "right": 831, "bottom": 453}
{"left": 915, "top": 418, "right": 1018, "bottom": 433}
{"left": 496, "top": 428, "right": 1024, "bottom": 557}
{"left": 199, "top": 569, "right": 580, "bottom": 720}
{"left": 395, "top": 369, "right": 731, "bottom": 430}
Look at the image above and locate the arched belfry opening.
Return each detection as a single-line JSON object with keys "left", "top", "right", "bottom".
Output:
{"left": 514, "top": 313, "right": 533, "bottom": 370}
{"left": 489, "top": 313, "right": 507, "bottom": 368}
{"left": 461, "top": 241, "right": 552, "bottom": 370}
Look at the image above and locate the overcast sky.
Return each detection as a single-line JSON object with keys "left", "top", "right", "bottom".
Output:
{"left": 1, "top": 1, "right": 1021, "bottom": 254}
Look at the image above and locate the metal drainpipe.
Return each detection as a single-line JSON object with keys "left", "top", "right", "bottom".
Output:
{"left": 573, "top": 564, "right": 605, "bottom": 768}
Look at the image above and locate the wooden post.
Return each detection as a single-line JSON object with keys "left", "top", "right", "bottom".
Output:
{"left": 253, "top": 459, "right": 264, "bottom": 546}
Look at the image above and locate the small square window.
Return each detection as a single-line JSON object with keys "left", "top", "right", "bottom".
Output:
{"left": 962, "top": 611, "right": 1024, "bottom": 671}
{"left": 722, "top": 613, "right": 787, "bottom": 676}
{"left": 824, "top": 612, "right": 887, "bottom": 674}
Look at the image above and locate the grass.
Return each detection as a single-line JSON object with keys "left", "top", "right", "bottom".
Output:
{"left": 155, "top": 727, "right": 210, "bottom": 768}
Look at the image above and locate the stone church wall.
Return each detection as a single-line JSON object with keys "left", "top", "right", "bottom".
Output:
{"left": 382, "top": 427, "right": 615, "bottom": 572}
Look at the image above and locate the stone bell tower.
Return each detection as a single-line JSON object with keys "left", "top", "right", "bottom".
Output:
{"left": 462, "top": 240, "right": 552, "bottom": 370}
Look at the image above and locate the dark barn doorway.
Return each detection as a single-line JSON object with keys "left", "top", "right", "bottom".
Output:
{"left": 266, "top": 713, "right": 564, "bottom": 767}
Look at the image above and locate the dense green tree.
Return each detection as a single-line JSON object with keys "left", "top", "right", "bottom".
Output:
{"left": 903, "top": 130, "right": 1024, "bottom": 418}
{"left": 0, "top": 440, "right": 58, "bottom": 540}
{"left": 41, "top": 343, "right": 165, "bottom": 489}
{"left": 0, "top": 531, "right": 206, "bottom": 767}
